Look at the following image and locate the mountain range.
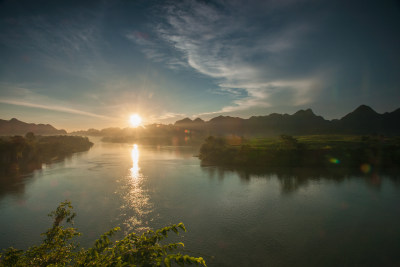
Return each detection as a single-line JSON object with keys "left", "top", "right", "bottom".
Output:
{"left": 0, "top": 118, "right": 67, "bottom": 135}
{"left": 1, "top": 105, "right": 399, "bottom": 137}
{"left": 174, "top": 105, "right": 400, "bottom": 136}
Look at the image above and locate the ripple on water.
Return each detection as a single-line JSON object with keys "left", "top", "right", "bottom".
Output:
{"left": 117, "top": 145, "right": 155, "bottom": 233}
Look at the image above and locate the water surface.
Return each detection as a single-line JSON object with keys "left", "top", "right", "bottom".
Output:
{"left": 1, "top": 140, "right": 399, "bottom": 266}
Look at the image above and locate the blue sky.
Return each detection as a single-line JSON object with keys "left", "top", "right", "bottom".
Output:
{"left": 0, "top": 0, "right": 399, "bottom": 130}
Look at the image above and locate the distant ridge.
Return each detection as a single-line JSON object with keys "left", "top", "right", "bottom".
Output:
{"left": 174, "top": 105, "right": 400, "bottom": 136}
{"left": 0, "top": 118, "right": 67, "bottom": 135}
{"left": 71, "top": 105, "right": 400, "bottom": 137}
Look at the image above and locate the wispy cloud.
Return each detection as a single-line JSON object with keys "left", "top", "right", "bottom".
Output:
{"left": 149, "top": 112, "right": 186, "bottom": 122}
{"left": 0, "top": 99, "right": 113, "bottom": 120}
{"left": 0, "top": 82, "right": 113, "bottom": 120}
{"left": 0, "top": 11, "right": 108, "bottom": 81}
{"left": 125, "top": 30, "right": 188, "bottom": 70}
{"left": 130, "top": 0, "right": 322, "bottom": 115}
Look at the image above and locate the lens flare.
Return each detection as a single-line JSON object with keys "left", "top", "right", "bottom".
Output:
{"left": 329, "top": 158, "right": 340, "bottom": 164}
{"left": 360, "top": 163, "right": 372, "bottom": 174}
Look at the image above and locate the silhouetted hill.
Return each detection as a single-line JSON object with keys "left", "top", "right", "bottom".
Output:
{"left": 0, "top": 118, "right": 67, "bottom": 135}
{"left": 193, "top": 118, "right": 205, "bottom": 123}
{"left": 333, "top": 105, "right": 381, "bottom": 134}
{"left": 175, "top": 118, "right": 193, "bottom": 125}
{"left": 71, "top": 105, "right": 400, "bottom": 140}
{"left": 383, "top": 108, "right": 400, "bottom": 133}
{"left": 175, "top": 105, "right": 400, "bottom": 136}
{"left": 70, "top": 128, "right": 101, "bottom": 136}
{"left": 244, "top": 108, "right": 329, "bottom": 136}
{"left": 175, "top": 117, "right": 206, "bottom": 132}
{"left": 330, "top": 105, "right": 400, "bottom": 134}
{"left": 208, "top": 116, "right": 244, "bottom": 135}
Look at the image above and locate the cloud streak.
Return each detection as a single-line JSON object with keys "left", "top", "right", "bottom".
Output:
{"left": 0, "top": 99, "right": 113, "bottom": 120}
{"left": 148, "top": 112, "right": 186, "bottom": 122}
{"left": 0, "top": 10, "right": 109, "bottom": 84}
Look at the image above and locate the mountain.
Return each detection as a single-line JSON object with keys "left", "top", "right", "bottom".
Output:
{"left": 245, "top": 108, "right": 329, "bottom": 136}
{"left": 382, "top": 108, "right": 400, "bottom": 133}
{"left": 64, "top": 104, "right": 400, "bottom": 138}
{"left": 332, "top": 105, "right": 382, "bottom": 134}
{"left": 175, "top": 117, "right": 206, "bottom": 132}
{"left": 208, "top": 116, "right": 244, "bottom": 135}
{"left": 174, "top": 105, "right": 400, "bottom": 136}
{"left": 0, "top": 118, "right": 67, "bottom": 135}
{"left": 330, "top": 105, "right": 400, "bottom": 134}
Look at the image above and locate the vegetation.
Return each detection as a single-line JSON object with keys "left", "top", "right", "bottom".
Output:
{"left": 199, "top": 135, "right": 400, "bottom": 170}
{"left": 0, "top": 133, "right": 93, "bottom": 175}
{"left": 0, "top": 201, "right": 206, "bottom": 267}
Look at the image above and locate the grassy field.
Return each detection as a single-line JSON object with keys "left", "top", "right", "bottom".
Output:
{"left": 244, "top": 135, "right": 399, "bottom": 149}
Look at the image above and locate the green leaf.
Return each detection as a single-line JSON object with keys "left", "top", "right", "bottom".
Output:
{"left": 0, "top": 202, "right": 207, "bottom": 267}
{"left": 164, "top": 256, "right": 172, "bottom": 267}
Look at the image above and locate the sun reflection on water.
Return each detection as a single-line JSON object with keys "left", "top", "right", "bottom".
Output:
{"left": 119, "top": 144, "right": 154, "bottom": 233}
{"left": 130, "top": 144, "right": 140, "bottom": 179}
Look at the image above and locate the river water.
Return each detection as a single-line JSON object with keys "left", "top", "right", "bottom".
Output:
{"left": 1, "top": 140, "right": 400, "bottom": 266}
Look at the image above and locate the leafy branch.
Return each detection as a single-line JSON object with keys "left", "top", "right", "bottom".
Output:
{"left": 0, "top": 201, "right": 207, "bottom": 267}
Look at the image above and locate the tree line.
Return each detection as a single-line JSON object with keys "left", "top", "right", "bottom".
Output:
{"left": 199, "top": 135, "right": 400, "bottom": 170}
{"left": 0, "top": 133, "right": 93, "bottom": 175}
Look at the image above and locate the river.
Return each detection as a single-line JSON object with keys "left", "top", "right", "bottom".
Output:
{"left": 1, "top": 139, "right": 400, "bottom": 266}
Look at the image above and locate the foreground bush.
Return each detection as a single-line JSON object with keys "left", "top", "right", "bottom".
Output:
{"left": 0, "top": 201, "right": 206, "bottom": 267}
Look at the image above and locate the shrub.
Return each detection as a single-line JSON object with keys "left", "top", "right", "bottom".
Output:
{"left": 0, "top": 201, "right": 206, "bottom": 267}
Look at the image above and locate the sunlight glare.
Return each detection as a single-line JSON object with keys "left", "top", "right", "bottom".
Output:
{"left": 124, "top": 143, "right": 152, "bottom": 232}
{"left": 130, "top": 144, "right": 140, "bottom": 179}
{"left": 130, "top": 114, "right": 142, "bottom": 128}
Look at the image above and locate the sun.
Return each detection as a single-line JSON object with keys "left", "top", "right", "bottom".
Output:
{"left": 129, "top": 114, "right": 142, "bottom": 128}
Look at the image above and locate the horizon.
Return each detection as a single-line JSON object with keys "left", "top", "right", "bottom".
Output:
{"left": 2, "top": 103, "right": 399, "bottom": 132}
{"left": 1, "top": 0, "right": 399, "bottom": 131}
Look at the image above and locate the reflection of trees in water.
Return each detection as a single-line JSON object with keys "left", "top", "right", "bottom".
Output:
{"left": 0, "top": 153, "right": 86, "bottom": 200}
{"left": 0, "top": 163, "right": 49, "bottom": 200}
{"left": 0, "top": 174, "right": 28, "bottom": 199}
{"left": 0, "top": 135, "right": 92, "bottom": 199}
{"left": 202, "top": 165, "right": 400, "bottom": 194}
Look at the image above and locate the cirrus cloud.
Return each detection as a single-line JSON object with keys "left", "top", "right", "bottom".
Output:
{"left": 127, "top": 0, "right": 324, "bottom": 115}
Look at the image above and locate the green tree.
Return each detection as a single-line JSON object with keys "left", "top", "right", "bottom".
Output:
{"left": 0, "top": 201, "right": 206, "bottom": 267}
{"left": 279, "top": 135, "right": 299, "bottom": 150}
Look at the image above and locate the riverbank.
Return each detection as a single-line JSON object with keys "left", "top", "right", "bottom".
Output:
{"left": 199, "top": 135, "right": 400, "bottom": 173}
{"left": 0, "top": 134, "right": 93, "bottom": 175}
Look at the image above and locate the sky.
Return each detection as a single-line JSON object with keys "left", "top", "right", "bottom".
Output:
{"left": 0, "top": 0, "right": 399, "bottom": 131}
